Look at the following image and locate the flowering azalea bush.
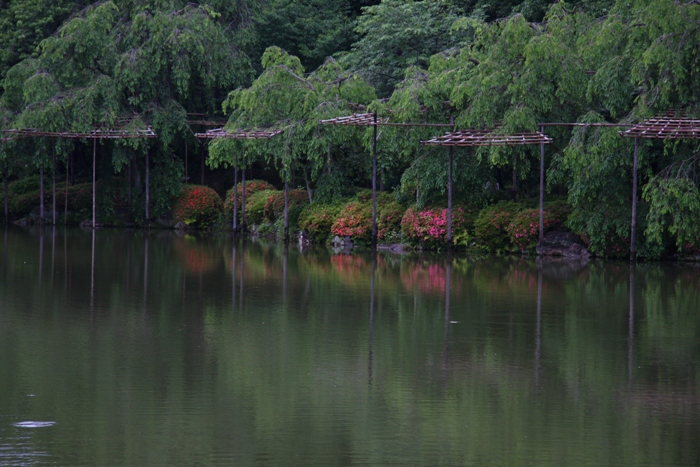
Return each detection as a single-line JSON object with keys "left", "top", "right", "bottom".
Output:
{"left": 172, "top": 184, "right": 224, "bottom": 228}
{"left": 331, "top": 201, "right": 372, "bottom": 240}
{"left": 223, "top": 179, "right": 276, "bottom": 214}
{"left": 264, "top": 189, "right": 309, "bottom": 222}
{"left": 298, "top": 202, "right": 343, "bottom": 241}
{"left": 400, "top": 204, "right": 469, "bottom": 248}
{"left": 473, "top": 201, "right": 523, "bottom": 253}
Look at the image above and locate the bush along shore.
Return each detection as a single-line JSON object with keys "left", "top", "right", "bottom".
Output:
{"left": 7, "top": 175, "right": 699, "bottom": 261}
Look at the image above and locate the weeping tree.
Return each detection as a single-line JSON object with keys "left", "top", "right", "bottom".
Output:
{"left": 3, "top": 0, "right": 253, "bottom": 225}
{"left": 209, "top": 46, "right": 375, "bottom": 240}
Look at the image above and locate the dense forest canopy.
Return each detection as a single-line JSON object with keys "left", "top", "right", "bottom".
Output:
{"left": 2, "top": 0, "right": 700, "bottom": 257}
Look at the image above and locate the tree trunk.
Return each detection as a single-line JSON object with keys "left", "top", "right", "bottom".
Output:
{"left": 304, "top": 166, "right": 313, "bottom": 203}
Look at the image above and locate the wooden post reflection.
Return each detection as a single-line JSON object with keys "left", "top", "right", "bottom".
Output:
{"left": 231, "top": 239, "right": 237, "bottom": 313}
{"left": 282, "top": 243, "right": 288, "bottom": 306}
{"left": 90, "top": 229, "right": 95, "bottom": 313}
{"left": 39, "top": 228, "right": 44, "bottom": 288}
{"left": 143, "top": 234, "right": 149, "bottom": 312}
{"left": 442, "top": 253, "right": 452, "bottom": 380}
{"left": 628, "top": 266, "right": 635, "bottom": 388}
{"left": 368, "top": 251, "right": 377, "bottom": 387}
{"left": 239, "top": 240, "right": 245, "bottom": 308}
{"left": 535, "top": 269, "right": 543, "bottom": 389}
{"left": 2, "top": 226, "right": 7, "bottom": 280}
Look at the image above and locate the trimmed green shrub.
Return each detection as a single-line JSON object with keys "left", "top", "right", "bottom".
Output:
{"left": 223, "top": 179, "right": 276, "bottom": 214}
{"left": 263, "top": 189, "right": 309, "bottom": 222}
{"left": 246, "top": 189, "right": 278, "bottom": 225}
{"left": 172, "top": 184, "right": 224, "bottom": 228}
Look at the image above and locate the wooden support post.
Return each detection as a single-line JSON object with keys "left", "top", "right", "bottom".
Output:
{"left": 40, "top": 166, "right": 44, "bottom": 225}
{"left": 371, "top": 112, "right": 378, "bottom": 249}
{"left": 539, "top": 126, "right": 545, "bottom": 243}
{"left": 447, "top": 115, "right": 454, "bottom": 250}
{"left": 630, "top": 137, "right": 639, "bottom": 262}
{"left": 52, "top": 144, "right": 56, "bottom": 225}
{"left": 92, "top": 138, "right": 96, "bottom": 228}
{"left": 145, "top": 149, "right": 150, "bottom": 228}
{"left": 241, "top": 167, "right": 246, "bottom": 233}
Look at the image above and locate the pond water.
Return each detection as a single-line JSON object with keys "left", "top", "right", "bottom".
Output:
{"left": 0, "top": 226, "right": 698, "bottom": 466}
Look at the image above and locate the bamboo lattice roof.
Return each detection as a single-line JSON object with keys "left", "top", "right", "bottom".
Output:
{"left": 3, "top": 127, "right": 156, "bottom": 139}
{"left": 194, "top": 128, "right": 283, "bottom": 139}
{"left": 319, "top": 113, "right": 382, "bottom": 126}
{"left": 620, "top": 115, "right": 700, "bottom": 139}
{"left": 422, "top": 129, "right": 552, "bottom": 147}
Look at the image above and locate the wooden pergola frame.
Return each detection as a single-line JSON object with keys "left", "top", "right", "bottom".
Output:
{"left": 620, "top": 114, "right": 700, "bottom": 261}
{"left": 3, "top": 123, "right": 157, "bottom": 228}
{"left": 319, "top": 112, "right": 452, "bottom": 248}
{"left": 195, "top": 127, "right": 284, "bottom": 237}
{"left": 422, "top": 127, "right": 552, "bottom": 245}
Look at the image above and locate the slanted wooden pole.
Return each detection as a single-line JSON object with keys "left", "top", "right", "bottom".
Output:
{"left": 630, "top": 137, "right": 639, "bottom": 262}
{"left": 447, "top": 115, "right": 454, "bottom": 250}
{"left": 539, "top": 126, "right": 545, "bottom": 243}
{"left": 371, "top": 112, "right": 378, "bottom": 249}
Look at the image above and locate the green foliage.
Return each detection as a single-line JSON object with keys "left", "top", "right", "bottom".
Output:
{"left": 643, "top": 175, "right": 700, "bottom": 254}
{"left": 341, "top": 0, "right": 469, "bottom": 97}
{"left": 298, "top": 202, "right": 343, "bottom": 242}
{"left": 172, "top": 184, "right": 224, "bottom": 228}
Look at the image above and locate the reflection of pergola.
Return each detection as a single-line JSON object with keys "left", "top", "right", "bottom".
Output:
{"left": 195, "top": 127, "right": 283, "bottom": 235}
{"left": 3, "top": 124, "right": 157, "bottom": 227}
{"left": 620, "top": 114, "right": 700, "bottom": 261}
{"left": 422, "top": 127, "right": 552, "bottom": 244}
{"left": 319, "top": 112, "right": 452, "bottom": 247}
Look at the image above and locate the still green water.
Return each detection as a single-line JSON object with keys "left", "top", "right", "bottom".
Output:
{"left": 0, "top": 226, "right": 698, "bottom": 466}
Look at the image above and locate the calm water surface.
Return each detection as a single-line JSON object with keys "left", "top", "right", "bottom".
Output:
{"left": 0, "top": 226, "right": 698, "bottom": 466}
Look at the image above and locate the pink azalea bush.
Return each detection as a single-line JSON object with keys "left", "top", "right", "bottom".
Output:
{"left": 400, "top": 204, "right": 469, "bottom": 248}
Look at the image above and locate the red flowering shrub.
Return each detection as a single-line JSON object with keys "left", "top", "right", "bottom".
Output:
{"left": 172, "top": 184, "right": 224, "bottom": 228}
{"left": 223, "top": 179, "right": 276, "bottom": 214}
{"left": 400, "top": 204, "right": 469, "bottom": 248}
{"left": 263, "top": 189, "right": 309, "bottom": 222}
{"left": 331, "top": 201, "right": 372, "bottom": 240}
{"left": 298, "top": 203, "right": 343, "bottom": 241}
{"left": 473, "top": 201, "right": 523, "bottom": 253}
